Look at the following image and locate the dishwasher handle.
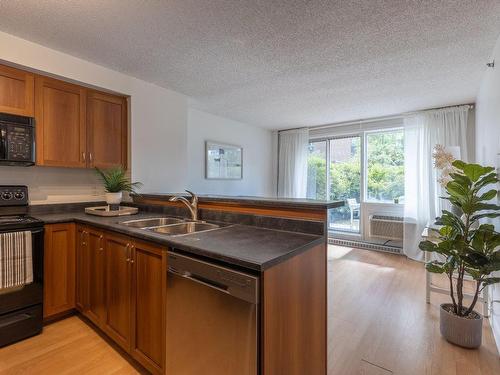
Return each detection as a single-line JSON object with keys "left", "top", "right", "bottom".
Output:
{"left": 167, "top": 252, "right": 259, "bottom": 304}
{"left": 168, "top": 267, "right": 231, "bottom": 296}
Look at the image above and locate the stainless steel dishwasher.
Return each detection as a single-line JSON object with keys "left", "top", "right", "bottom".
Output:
{"left": 166, "top": 252, "right": 259, "bottom": 375}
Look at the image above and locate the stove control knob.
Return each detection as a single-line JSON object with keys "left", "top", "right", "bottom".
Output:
{"left": 2, "top": 192, "right": 13, "bottom": 200}
{"left": 14, "top": 192, "right": 25, "bottom": 200}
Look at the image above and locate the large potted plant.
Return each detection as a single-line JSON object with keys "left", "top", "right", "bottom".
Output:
{"left": 419, "top": 160, "right": 500, "bottom": 348}
{"left": 95, "top": 167, "right": 143, "bottom": 205}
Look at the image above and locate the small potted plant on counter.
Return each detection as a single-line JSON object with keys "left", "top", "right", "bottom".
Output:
{"left": 419, "top": 160, "right": 500, "bottom": 348}
{"left": 95, "top": 167, "right": 143, "bottom": 206}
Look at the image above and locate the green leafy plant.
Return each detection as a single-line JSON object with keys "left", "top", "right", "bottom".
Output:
{"left": 95, "top": 167, "right": 143, "bottom": 194}
{"left": 419, "top": 161, "right": 500, "bottom": 317}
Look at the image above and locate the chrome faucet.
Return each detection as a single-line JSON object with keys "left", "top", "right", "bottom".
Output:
{"left": 169, "top": 190, "right": 199, "bottom": 221}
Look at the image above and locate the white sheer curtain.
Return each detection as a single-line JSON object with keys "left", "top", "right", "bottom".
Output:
{"left": 403, "top": 105, "right": 470, "bottom": 261}
{"left": 277, "top": 128, "right": 309, "bottom": 198}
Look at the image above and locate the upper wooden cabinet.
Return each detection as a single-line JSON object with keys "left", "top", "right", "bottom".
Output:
{"left": 35, "top": 76, "right": 87, "bottom": 167}
{"left": 1, "top": 62, "right": 128, "bottom": 169}
{"left": 0, "top": 63, "right": 34, "bottom": 117}
{"left": 87, "top": 91, "right": 127, "bottom": 169}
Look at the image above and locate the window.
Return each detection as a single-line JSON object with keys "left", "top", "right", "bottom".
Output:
{"left": 329, "top": 136, "right": 361, "bottom": 233}
{"left": 306, "top": 126, "right": 405, "bottom": 235}
{"left": 307, "top": 141, "right": 327, "bottom": 200}
{"left": 366, "top": 130, "right": 405, "bottom": 203}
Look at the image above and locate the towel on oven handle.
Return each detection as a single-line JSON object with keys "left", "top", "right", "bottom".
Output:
{"left": 0, "top": 231, "right": 33, "bottom": 290}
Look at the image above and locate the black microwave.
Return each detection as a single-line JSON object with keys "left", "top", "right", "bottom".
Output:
{"left": 0, "top": 113, "right": 35, "bottom": 166}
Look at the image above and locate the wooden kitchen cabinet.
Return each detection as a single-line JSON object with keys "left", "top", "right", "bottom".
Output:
{"left": 43, "top": 223, "right": 76, "bottom": 319}
{"left": 87, "top": 90, "right": 127, "bottom": 169}
{"left": 86, "top": 227, "right": 106, "bottom": 328}
{"left": 103, "top": 233, "right": 132, "bottom": 351}
{"left": 75, "top": 225, "right": 89, "bottom": 312}
{"left": 0, "top": 63, "right": 34, "bottom": 117}
{"left": 130, "top": 240, "right": 167, "bottom": 374}
{"left": 35, "top": 75, "right": 87, "bottom": 168}
{"left": 72, "top": 224, "right": 166, "bottom": 373}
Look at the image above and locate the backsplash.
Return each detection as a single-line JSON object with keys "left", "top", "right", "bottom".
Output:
{"left": 0, "top": 166, "right": 105, "bottom": 204}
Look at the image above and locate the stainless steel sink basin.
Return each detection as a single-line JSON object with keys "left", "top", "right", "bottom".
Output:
{"left": 148, "top": 222, "right": 220, "bottom": 236}
{"left": 120, "top": 217, "right": 184, "bottom": 228}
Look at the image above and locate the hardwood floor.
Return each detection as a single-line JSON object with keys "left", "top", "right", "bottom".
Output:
{"left": 328, "top": 245, "right": 500, "bottom": 375}
{"left": 0, "top": 245, "right": 498, "bottom": 374}
{"left": 0, "top": 317, "right": 141, "bottom": 374}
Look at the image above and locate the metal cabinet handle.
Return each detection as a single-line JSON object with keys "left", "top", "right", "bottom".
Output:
{"left": 129, "top": 245, "right": 135, "bottom": 264}
{"left": 125, "top": 244, "right": 130, "bottom": 262}
{"left": 99, "top": 235, "right": 104, "bottom": 252}
{"left": 89, "top": 152, "right": 93, "bottom": 162}
{"left": 82, "top": 152, "right": 86, "bottom": 162}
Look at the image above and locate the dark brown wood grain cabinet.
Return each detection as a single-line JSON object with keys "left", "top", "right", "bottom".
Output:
{"left": 35, "top": 76, "right": 87, "bottom": 167}
{"left": 86, "top": 227, "right": 106, "bottom": 328}
{"left": 75, "top": 225, "right": 89, "bottom": 312}
{"left": 43, "top": 223, "right": 76, "bottom": 319}
{"left": 0, "top": 63, "right": 34, "bottom": 117}
{"left": 87, "top": 90, "right": 127, "bottom": 169}
{"left": 130, "top": 240, "right": 167, "bottom": 374}
{"left": 72, "top": 225, "right": 166, "bottom": 374}
{"left": 103, "top": 233, "right": 132, "bottom": 351}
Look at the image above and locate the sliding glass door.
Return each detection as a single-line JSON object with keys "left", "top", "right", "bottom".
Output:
{"left": 307, "top": 136, "right": 362, "bottom": 234}
{"left": 328, "top": 136, "right": 361, "bottom": 233}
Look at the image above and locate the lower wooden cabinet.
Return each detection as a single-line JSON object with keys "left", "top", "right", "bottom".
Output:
{"left": 86, "top": 227, "right": 106, "bottom": 327}
{"left": 75, "top": 226, "right": 88, "bottom": 312}
{"left": 43, "top": 223, "right": 76, "bottom": 319}
{"left": 74, "top": 224, "right": 166, "bottom": 374}
{"left": 103, "top": 233, "right": 132, "bottom": 351}
{"left": 130, "top": 240, "right": 167, "bottom": 374}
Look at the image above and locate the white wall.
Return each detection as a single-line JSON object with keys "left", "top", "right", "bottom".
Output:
{"left": 187, "top": 108, "right": 274, "bottom": 196}
{"left": 0, "top": 31, "right": 275, "bottom": 202}
{"left": 475, "top": 35, "right": 500, "bottom": 353}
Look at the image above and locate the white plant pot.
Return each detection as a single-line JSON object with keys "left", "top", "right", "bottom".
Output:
{"left": 105, "top": 192, "right": 122, "bottom": 205}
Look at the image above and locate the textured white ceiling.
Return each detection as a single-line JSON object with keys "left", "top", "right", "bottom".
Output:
{"left": 0, "top": 1, "right": 499, "bottom": 129}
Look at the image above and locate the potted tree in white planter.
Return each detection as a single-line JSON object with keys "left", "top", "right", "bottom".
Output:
{"left": 95, "top": 167, "right": 142, "bottom": 206}
{"left": 419, "top": 160, "right": 500, "bottom": 348}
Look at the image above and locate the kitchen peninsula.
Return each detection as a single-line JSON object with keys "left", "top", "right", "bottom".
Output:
{"left": 31, "top": 194, "right": 342, "bottom": 375}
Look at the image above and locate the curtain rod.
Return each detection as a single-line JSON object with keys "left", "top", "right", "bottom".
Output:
{"left": 278, "top": 103, "right": 474, "bottom": 133}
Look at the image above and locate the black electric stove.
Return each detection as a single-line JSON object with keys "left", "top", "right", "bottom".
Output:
{"left": 0, "top": 185, "right": 44, "bottom": 347}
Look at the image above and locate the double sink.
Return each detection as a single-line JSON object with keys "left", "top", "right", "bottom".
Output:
{"left": 120, "top": 217, "right": 223, "bottom": 236}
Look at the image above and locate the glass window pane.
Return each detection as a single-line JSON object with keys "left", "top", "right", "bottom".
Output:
{"left": 366, "top": 130, "right": 405, "bottom": 203}
{"left": 307, "top": 141, "right": 327, "bottom": 200}
{"left": 329, "top": 136, "right": 361, "bottom": 233}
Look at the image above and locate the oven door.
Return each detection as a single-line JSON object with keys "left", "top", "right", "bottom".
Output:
{"left": 0, "top": 227, "right": 44, "bottom": 315}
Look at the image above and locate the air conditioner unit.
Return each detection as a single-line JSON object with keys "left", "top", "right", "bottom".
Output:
{"left": 369, "top": 215, "right": 404, "bottom": 241}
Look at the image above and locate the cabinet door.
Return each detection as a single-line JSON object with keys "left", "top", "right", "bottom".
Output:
{"left": 0, "top": 63, "right": 34, "bottom": 117}
{"left": 87, "top": 91, "right": 127, "bottom": 169}
{"left": 43, "top": 223, "right": 76, "bottom": 319}
{"left": 103, "top": 233, "right": 132, "bottom": 351}
{"left": 130, "top": 240, "right": 167, "bottom": 374}
{"left": 75, "top": 225, "right": 89, "bottom": 312}
{"left": 35, "top": 76, "right": 86, "bottom": 167}
{"left": 86, "top": 228, "right": 106, "bottom": 327}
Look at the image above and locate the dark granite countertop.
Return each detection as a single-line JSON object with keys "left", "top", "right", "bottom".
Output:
{"left": 33, "top": 212, "right": 324, "bottom": 271}
{"left": 135, "top": 193, "right": 344, "bottom": 210}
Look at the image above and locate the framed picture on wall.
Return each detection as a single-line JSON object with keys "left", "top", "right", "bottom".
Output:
{"left": 205, "top": 141, "right": 243, "bottom": 179}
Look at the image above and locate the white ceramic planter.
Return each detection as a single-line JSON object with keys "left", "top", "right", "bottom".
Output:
{"left": 440, "top": 303, "right": 483, "bottom": 348}
{"left": 105, "top": 192, "right": 123, "bottom": 205}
